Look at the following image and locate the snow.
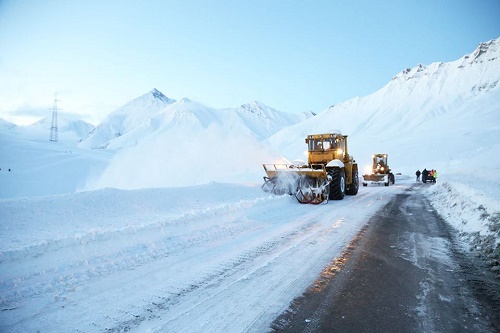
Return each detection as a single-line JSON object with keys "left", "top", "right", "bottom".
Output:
{"left": 1, "top": 37, "right": 499, "bottom": 332}
{"left": 425, "top": 175, "right": 500, "bottom": 257}
{"left": 0, "top": 181, "right": 402, "bottom": 332}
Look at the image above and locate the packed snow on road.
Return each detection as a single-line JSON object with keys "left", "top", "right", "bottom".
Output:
{"left": 1, "top": 179, "right": 411, "bottom": 332}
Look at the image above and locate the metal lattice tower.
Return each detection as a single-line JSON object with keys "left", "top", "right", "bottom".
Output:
{"left": 49, "top": 94, "right": 59, "bottom": 142}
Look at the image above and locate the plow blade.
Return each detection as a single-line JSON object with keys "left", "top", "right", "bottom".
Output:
{"left": 362, "top": 173, "right": 389, "bottom": 186}
{"left": 362, "top": 174, "right": 387, "bottom": 182}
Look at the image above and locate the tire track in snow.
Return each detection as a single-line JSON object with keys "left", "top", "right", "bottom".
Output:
{"left": 0, "top": 185, "right": 400, "bottom": 333}
{"left": 134, "top": 235, "right": 327, "bottom": 330}
{"left": 100, "top": 209, "right": 330, "bottom": 332}
{"left": 108, "top": 188, "right": 394, "bottom": 332}
{"left": 0, "top": 197, "right": 270, "bottom": 313}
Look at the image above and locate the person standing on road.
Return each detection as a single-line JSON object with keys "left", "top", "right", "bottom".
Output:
{"left": 422, "top": 168, "right": 428, "bottom": 183}
{"left": 415, "top": 169, "right": 421, "bottom": 182}
{"left": 432, "top": 169, "right": 438, "bottom": 183}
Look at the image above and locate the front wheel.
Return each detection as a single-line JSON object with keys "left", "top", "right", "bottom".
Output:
{"left": 328, "top": 168, "right": 346, "bottom": 200}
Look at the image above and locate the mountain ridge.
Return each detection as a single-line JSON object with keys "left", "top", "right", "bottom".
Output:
{"left": 78, "top": 91, "right": 311, "bottom": 149}
{"left": 266, "top": 37, "right": 500, "bottom": 172}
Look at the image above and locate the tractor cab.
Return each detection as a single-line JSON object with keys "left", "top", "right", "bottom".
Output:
{"left": 373, "top": 154, "right": 389, "bottom": 174}
{"left": 306, "top": 133, "right": 349, "bottom": 165}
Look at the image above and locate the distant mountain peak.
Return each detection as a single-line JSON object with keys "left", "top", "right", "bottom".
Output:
{"left": 471, "top": 38, "right": 499, "bottom": 61}
{"left": 391, "top": 37, "right": 500, "bottom": 83}
{"left": 150, "top": 88, "right": 173, "bottom": 102}
{"left": 240, "top": 101, "right": 272, "bottom": 118}
{"left": 179, "top": 97, "right": 191, "bottom": 103}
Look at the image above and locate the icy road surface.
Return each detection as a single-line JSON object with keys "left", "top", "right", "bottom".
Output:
{"left": 0, "top": 181, "right": 407, "bottom": 332}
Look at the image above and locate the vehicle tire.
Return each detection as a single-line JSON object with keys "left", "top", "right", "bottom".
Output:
{"left": 346, "top": 166, "right": 359, "bottom": 195}
{"left": 328, "top": 168, "right": 346, "bottom": 200}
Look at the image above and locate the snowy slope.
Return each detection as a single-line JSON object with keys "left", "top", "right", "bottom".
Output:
{"left": 80, "top": 92, "right": 311, "bottom": 151}
{"left": 266, "top": 37, "right": 500, "bottom": 176}
{"left": 0, "top": 114, "right": 106, "bottom": 198}
{"left": 231, "top": 101, "right": 314, "bottom": 141}
{"left": 0, "top": 118, "right": 17, "bottom": 131}
{"left": 79, "top": 88, "right": 176, "bottom": 149}
{"left": 85, "top": 98, "right": 285, "bottom": 190}
{"left": 79, "top": 94, "right": 312, "bottom": 189}
{"left": 0, "top": 132, "right": 111, "bottom": 198}
{"left": 1, "top": 113, "right": 95, "bottom": 143}
{"left": 27, "top": 112, "right": 95, "bottom": 142}
{"left": 0, "top": 181, "right": 401, "bottom": 333}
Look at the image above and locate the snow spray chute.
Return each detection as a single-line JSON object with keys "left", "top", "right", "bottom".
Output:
{"left": 262, "top": 132, "right": 359, "bottom": 204}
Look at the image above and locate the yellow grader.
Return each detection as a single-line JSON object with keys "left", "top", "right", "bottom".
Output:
{"left": 262, "top": 132, "right": 359, "bottom": 204}
{"left": 362, "top": 154, "right": 395, "bottom": 187}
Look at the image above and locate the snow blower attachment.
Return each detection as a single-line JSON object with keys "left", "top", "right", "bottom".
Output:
{"left": 262, "top": 132, "right": 359, "bottom": 204}
{"left": 362, "top": 154, "right": 395, "bottom": 186}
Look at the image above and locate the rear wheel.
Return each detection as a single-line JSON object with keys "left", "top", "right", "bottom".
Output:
{"left": 346, "top": 166, "right": 359, "bottom": 195}
{"left": 328, "top": 168, "right": 345, "bottom": 200}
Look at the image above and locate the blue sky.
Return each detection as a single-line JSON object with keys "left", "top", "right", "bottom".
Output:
{"left": 1, "top": 0, "right": 499, "bottom": 125}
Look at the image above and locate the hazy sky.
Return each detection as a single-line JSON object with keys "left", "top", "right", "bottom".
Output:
{"left": 1, "top": 0, "right": 499, "bottom": 125}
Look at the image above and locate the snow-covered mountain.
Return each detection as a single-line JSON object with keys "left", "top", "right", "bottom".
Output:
{"left": 267, "top": 37, "right": 500, "bottom": 176}
{"left": 27, "top": 112, "right": 95, "bottom": 141}
{"left": 0, "top": 118, "right": 17, "bottom": 131}
{"left": 79, "top": 88, "right": 176, "bottom": 149}
{"left": 231, "top": 101, "right": 314, "bottom": 141}
{"left": 5, "top": 37, "right": 495, "bottom": 194}
{"left": 84, "top": 98, "right": 287, "bottom": 189}
{"left": 79, "top": 90, "right": 312, "bottom": 150}
{"left": 3, "top": 37, "right": 499, "bottom": 195}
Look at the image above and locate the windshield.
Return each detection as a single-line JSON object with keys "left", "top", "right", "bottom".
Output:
{"left": 375, "top": 156, "right": 387, "bottom": 166}
{"left": 308, "top": 138, "right": 338, "bottom": 152}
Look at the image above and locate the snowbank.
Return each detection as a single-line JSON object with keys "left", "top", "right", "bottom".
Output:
{"left": 424, "top": 180, "right": 500, "bottom": 276}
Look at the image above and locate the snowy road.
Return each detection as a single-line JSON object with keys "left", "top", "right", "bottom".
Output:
{"left": 1, "top": 181, "right": 407, "bottom": 332}
{"left": 270, "top": 185, "right": 500, "bottom": 333}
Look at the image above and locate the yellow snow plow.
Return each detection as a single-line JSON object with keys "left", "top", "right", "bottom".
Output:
{"left": 362, "top": 154, "right": 395, "bottom": 186}
{"left": 262, "top": 132, "right": 359, "bottom": 204}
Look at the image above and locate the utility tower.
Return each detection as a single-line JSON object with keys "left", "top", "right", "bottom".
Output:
{"left": 49, "top": 94, "right": 59, "bottom": 142}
